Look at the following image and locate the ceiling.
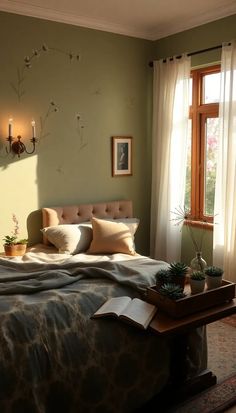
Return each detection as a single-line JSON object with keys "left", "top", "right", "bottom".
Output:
{"left": 0, "top": 0, "right": 235, "bottom": 40}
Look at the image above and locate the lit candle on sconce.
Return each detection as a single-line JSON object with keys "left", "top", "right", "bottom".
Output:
{"left": 6, "top": 117, "right": 37, "bottom": 157}
{"left": 31, "top": 120, "right": 36, "bottom": 138}
{"left": 8, "top": 118, "right": 13, "bottom": 137}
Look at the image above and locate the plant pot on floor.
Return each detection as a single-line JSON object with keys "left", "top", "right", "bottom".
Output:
{"left": 4, "top": 243, "right": 27, "bottom": 257}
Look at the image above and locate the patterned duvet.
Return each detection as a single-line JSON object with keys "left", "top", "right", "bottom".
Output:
{"left": 0, "top": 247, "right": 207, "bottom": 413}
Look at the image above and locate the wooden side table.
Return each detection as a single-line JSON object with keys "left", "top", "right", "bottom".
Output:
{"left": 140, "top": 299, "right": 236, "bottom": 411}
{"left": 149, "top": 298, "right": 236, "bottom": 336}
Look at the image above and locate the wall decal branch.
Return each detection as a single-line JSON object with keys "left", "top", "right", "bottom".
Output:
{"left": 39, "top": 101, "right": 59, "bottom": 141}
{"left": 76, "top": 114, "right": 87, "bottom": 150}
{"left": 11, "top": 44, "right": 81, "bottom": 101}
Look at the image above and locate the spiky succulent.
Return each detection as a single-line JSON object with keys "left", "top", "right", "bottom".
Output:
{"left": 169, "top": 262, "right": 188, "bottom": 277}
{"left": 190, "top": 271, "right": 205, "bottom": 281}
{"left": 204, "top": 266, "right": 224, "bottom": 277}
{"left": 158, "top": 283, "right": 186, "bottom": 300}
{"left": 155, "top": 269, "right": 172, "bottom": 284}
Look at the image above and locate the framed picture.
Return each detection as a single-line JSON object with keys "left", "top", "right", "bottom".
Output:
{"left": 112, "top": 136, "right": 132, "bottom": 176}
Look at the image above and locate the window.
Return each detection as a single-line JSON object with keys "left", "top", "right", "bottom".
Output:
{"left": 185, "top": 65, "right": 220, "bottom": 223}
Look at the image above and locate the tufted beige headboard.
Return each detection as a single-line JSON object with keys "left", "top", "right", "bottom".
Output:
{"left": 42, "top": 200, "right": 133, "bottom": 245}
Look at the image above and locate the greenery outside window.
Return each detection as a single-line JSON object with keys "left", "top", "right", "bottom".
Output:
{"left": 185, "top": 65, "right": 220, "bottom": 224}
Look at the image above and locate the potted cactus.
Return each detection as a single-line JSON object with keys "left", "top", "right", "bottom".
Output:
{"left": 155, "top": 268, "right": 171, "bottom": 290}
{"left": 158, "top": 283, "right": 186, "bottom": 300}
{"left": 190, "top": 271, "right": 206, "bottom": 294}
{"left": 169, "top": 262, "right": 188, "bottom": 288}
{"left": 204, "top": 266, "right": 224, "bottom": 290}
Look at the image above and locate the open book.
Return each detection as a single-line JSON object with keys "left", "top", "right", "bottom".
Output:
{"left": 92, "top": 296, "right": 157, "bottom": 330}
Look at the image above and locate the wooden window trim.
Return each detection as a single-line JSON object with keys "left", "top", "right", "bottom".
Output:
{"left": 189, "top": 65, "right": 220, "bottom": 224}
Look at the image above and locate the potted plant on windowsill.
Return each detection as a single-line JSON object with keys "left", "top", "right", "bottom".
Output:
{"left": 204, "top": 266, "right": 224, "bottom": 290}
{"left": 190, "top": 271, "right": 206, "bottom": 294}
{"left": 3, "top": 214, "right": 28, "bottom": 257}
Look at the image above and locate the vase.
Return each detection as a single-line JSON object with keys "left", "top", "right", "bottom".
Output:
{"left": 190, "top": 252, "right": 207, "bottom": 272}
{"left": 4, "top": 243, "right": 27, "bottom": 257}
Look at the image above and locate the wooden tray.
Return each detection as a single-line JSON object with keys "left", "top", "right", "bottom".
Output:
{"left": 146, "top": 280, "right": 235, "bottom": 319}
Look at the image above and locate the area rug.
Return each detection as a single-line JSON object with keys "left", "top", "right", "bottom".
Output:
{"left": 221, "top": 314, "right": 236, "bottom": 328}
{"left": 168, "top": 373, "right": 236, "bottom": 413}
{"left": 167, "top": 315, "right": 236, "bottom": 413}
{"left": 207, "top": 316, "right": 236, "bottom": 382}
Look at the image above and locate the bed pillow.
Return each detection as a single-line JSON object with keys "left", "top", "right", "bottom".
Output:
{"left": 87, "top": 217, "right": 135, "bottom": 255}
{"left": 104, "top": 218, "right": 139, "bottom": 238}
{"left": 41, "top": 223, "right": 92, "bottom": 254}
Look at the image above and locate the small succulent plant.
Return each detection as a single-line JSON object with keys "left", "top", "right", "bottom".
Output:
{"left": 204, "top": 266, "right": 224, "bottom": 277}
{"left": 158, "top": 283, "right": 186, "bottom": 300}
{"left": 155, "top": 269, "right": 172, "bottom": 284}
{"left": 169, "top": 262, "right": 188, "bottom": 278}
{"left": 190, "top": 271, "right": 206, "bottom": 281}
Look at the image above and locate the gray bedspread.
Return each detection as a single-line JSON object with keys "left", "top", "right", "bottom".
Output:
{"left": 0, "top": 252, "right": 206, "bottom": 413}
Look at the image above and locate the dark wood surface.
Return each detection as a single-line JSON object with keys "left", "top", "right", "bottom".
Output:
{"left": 149, "top": 298, "right": 236, "bottom": 336}
{"left": 137, "top": 300, "right": 236, "bottom": 412}
{"left": 146, "top": 280, "right": 235, "bottom": 319}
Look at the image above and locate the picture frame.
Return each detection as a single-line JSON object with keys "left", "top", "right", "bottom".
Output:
{"left": 112, "top": 136, "right": 132, "bottom": 176}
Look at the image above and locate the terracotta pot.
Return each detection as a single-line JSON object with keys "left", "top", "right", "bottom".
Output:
{"left": 4, "top": 243, "right": 27, "bottom": 257}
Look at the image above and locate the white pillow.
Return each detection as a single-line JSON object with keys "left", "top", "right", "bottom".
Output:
{"left": 41, "top": 223, "right": 92, "bottom": 254}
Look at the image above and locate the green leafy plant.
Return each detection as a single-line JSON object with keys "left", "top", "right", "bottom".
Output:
{"left": 204, "top": 266, "right": 224, "bottom": 277}
{"left": 169, "top": 262, "right": 188, "bottom": 277}
{"left": 158, "top": 283, "right": 186, "bottom": 300}
{"left": 2, "top": 214, "right": 28, "bottom": 246}
{"left": 190, "top": 271, "right": 206, "bottom": 281}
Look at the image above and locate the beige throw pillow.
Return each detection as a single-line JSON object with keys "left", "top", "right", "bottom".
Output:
{"left": 104, "top": 218, "right": 139, "bottom": 238}
{"left": 87, "top": 217, "right": 135, "bottom": 255}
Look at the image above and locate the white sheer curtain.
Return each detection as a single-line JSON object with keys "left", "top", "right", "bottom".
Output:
{"left": 150, "top": 55, "right": 190, "bottom": 262}
{"left": 213, "top": 41, "right": 236, "bottom": 282}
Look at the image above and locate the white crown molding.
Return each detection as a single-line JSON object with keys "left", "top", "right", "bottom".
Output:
{"left": 0, "top": 0, "right": 235, "bottom": 41}
{"left": 149, "top": 2, "right": 236, "bottom": 40}
{"left": 0, "top": 0, "right": 151, "bottom": 40}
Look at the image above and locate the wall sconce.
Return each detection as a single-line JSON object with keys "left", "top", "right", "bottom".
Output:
{"left": 6, "top": 118, "right": 37, "bottom": 158}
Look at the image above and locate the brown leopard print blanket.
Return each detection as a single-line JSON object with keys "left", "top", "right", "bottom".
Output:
{"left": 0, "top": 255, "right": 207, "bottom": 412}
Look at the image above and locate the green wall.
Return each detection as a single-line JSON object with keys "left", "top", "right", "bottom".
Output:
{"left": 150, "top": 14, "right": 236, "bottom": 266}
{"left": 0, "top": 11, "right": 236, "bottom": 261}
{"left": 0, "top": 11, "right": 152, "bottom": 254}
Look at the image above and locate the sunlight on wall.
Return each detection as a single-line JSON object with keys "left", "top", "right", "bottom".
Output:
{"left": 0, "top": 155, "right": 38, "bottom": 252}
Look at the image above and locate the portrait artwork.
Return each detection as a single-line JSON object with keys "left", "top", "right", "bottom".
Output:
{"left": 112, "top": 136, "right": 132, "bottom": 176}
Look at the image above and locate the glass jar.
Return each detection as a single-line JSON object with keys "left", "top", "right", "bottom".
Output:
{"left": 190, "top": 252, "right": 207, "bottom": 272}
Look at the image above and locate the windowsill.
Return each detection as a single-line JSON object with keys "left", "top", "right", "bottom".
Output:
{"left": 184, "top": 219, "right": 213, "bottom": 231}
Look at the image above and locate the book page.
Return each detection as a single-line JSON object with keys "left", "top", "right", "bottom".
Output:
{"left": 93, "top": 296, "right": 131, "bottom": 318}
{"left": 120, "top": 298, "right": 157, "bottom": 329}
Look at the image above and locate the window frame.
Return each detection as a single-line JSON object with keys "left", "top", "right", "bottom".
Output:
{"left": 189, "top": 64, "right": 220, "bottom": 224}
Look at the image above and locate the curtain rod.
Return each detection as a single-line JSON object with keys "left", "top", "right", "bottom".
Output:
{"left": 149, "top": 43, "right": 231, "bottom": 67}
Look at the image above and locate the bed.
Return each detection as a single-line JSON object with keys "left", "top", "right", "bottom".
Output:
{"left": 0, "top": 200, "right": 207, "bottom": 413}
